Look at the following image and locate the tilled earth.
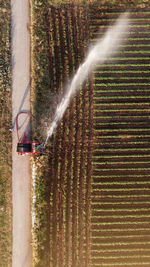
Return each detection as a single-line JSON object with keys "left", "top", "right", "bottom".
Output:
{"left": 33, "top": 4, "right": 150, "bottom": 267}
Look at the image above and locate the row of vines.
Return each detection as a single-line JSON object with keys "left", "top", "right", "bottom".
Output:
{"left": 31, "top": 2, "right": 94, "bottom": 266}
{"left": 90, "top": 5, "right": 150, "bottom": 266}
{"left": 31, "top": 0, "right": 150, "bottom": 267}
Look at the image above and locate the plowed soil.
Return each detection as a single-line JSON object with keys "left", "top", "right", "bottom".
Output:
{"left": 33, "top": 3, "right": 150, "bottom": 267}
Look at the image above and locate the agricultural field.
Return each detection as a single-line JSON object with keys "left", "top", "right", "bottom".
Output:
{"left": 31, "top": 1, "right": 150, "bottom": 267}
{"left": 0, "top": 0, "right": 12, "bottom": 266}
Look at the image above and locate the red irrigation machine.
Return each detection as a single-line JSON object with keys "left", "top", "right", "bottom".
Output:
{"left": 12, "top": 111, "right": 45, "bottom": 156}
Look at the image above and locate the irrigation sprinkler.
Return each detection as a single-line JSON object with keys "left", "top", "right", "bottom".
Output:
{"left": 12, "top": 111, "right": 45, "bottom": 156}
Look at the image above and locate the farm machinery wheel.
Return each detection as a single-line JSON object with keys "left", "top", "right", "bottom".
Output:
{"left": 17, "top": 143, "right": 32, "bottom": 153}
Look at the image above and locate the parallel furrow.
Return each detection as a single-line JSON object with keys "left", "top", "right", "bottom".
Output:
{"left": 90, "top": 7, "right": 150, "bottom": 267}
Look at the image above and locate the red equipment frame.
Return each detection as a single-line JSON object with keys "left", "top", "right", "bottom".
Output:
{"left": 16, "top": 111, "right": 45, "bottom": 155}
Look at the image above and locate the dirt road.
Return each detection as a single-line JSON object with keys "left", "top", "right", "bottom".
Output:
{"left": 11, "top": 0, "right": 32, "bottom": 266}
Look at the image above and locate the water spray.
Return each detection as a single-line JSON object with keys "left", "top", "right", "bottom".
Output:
{"left": 12, "top": 13, "right": 130, "bottom": 154}
{"left": 45, "top": 12, "right": 130, "bottom": 145}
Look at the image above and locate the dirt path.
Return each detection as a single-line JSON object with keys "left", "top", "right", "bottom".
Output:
{"left": 11, "top": 0, "right": 32, "bottom": 266}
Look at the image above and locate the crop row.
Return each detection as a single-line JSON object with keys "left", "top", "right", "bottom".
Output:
{"left": 90, "top": 5, "right": 150, "bottom": 267}
{"left": 31, "top": 1, "right": 150, "bottom": 267}
{"left": 31, "top": 2, "right": 94, "bottom": 267}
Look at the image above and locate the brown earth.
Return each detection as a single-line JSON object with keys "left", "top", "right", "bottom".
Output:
{"left": 42, "top": 4, "right": 94, "bottom": 267}
{"left": 33, "top": 3, "right": 150, "bottom": 267}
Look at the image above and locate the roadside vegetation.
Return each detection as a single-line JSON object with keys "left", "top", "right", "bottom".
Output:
{"left": 31, "top": 0, "right": 150, "bottom": 266}
{"left": 0, "top": 1, "right": 12, "bottom": 266}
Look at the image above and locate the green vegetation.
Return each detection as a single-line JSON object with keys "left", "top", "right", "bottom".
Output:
{"left": 31, "top": 1, "right": 150, "bottom": 266}
{"left": 31, "top": 1, "right": 93, "bottom": 266}
{"left": 46, "top": 0, "right": 150, "bottom": 7}
{"left": 0, "top": 0, "right": 12, "bottom": 266}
